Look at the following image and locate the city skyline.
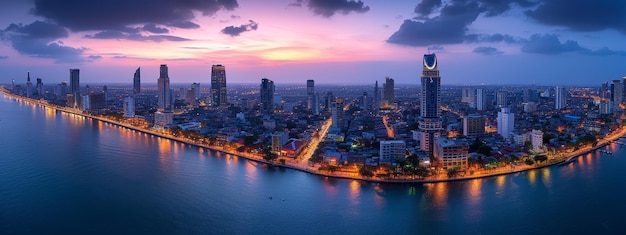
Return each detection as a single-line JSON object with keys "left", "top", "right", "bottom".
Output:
{"left": 0, "top": 0, "right": 625, "bottom": 85}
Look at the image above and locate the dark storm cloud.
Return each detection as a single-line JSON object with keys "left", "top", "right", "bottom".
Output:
{"left": 521, "top": 34, "right": 626, "bottom": 56}
{"left": 3, "top": 20, "right": 68, "bottom": 39}
{"left": 388, "top": 1, "right": 481, "bottom": 46}
{"left": 414, "top": 0, "right": 441, "bottom": 16}
{"left": 85, "top": 30, "right": 190, "bottom": 42}
{"left": 465, "top": 33, "right": 520, "bottom": 43}
{"left": 142, "top": 24, "right": 169, "bottom": 34}
{"left": 32, "top": 0, "right": 239, "bottom": 31}
{"left": 388, "top": 0, "right": 537, "bottom": 47}
{"left": 0, "top": 21, "right": 85, "bottom": 63}
{"left": 221, "top": 20, "right": 258, "bottom": 37}
{"left": 88, "top": 55, "right": 102, "bottom": 60}
{"left": 526, "top": 0, "right": 626, "bottom": 33}
{"left": 166, "top": 21, "right": 201, "bottom": 29}
{"left": 473, "top": 46, "right": 503, "bottom": 55}
{"left": 290, "top": 0, "right": 370, "bottom": 17}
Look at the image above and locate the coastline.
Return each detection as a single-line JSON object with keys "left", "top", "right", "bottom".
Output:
{"left": 2, "top": 89, "right": 624, "bottom": 184}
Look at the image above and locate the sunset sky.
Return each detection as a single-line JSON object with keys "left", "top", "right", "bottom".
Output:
{"left": 0, "top": 0, "right": 625, "bottom": 85}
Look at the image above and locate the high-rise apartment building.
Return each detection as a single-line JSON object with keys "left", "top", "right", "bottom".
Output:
{"left": 332, "top": 97, "right": 344, "bottom": 129}
{"left": 307, "top": 79, "right": 315, "bottom": 111}
{"left": 383, "top": 77, "right": 395, "bottom": 104}
{"left": 373, "top": 81, "right": 380, "bottom": 111}
{"left": 133, "top": 67, "right": 140, "bottom": 94}
{"left": 463, "top": 114, "right": 485, "bottom": 137}
{"left": 419, "top": 53, "right": 443, "bottom": 157}
{"left": 476, "top": 88, "right": 486, "bottom": 111}
{"left": 26, "top": 72, "right": 32, "bottom": 98}
{"left": 612, "top": 80, "right": 622, "bottom": 108}
{"left": 211, "top": 64, "right": 227, "bottom": 106}
{"left": 260, "top": 78, "right": 275, "bottom": 114}
{"left": 496, "top": 91, "right": 507, "bottom": 108}
{"left": 70, "top": 69, "right": 80, "bottom": 108}
{"left": 191, "top": 82, "right": 201, "bottom": 100}
{"left": 36, "top": 78, "right": 43, "bottom": 97}
{"left": 123, "top": 96, "right": 135, "bottom": 118}
{"left": 555, "top": 86, "right": 567, "bottom": 110}
{"left": 157, "top": 64, "right": 171, "bottom": 111}
{"left": 497, "top": 107, "right": 514, "bottom": 141}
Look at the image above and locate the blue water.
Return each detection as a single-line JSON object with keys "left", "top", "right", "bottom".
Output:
{"left": 1, "top": 93, "right": 626, "bottom": 234}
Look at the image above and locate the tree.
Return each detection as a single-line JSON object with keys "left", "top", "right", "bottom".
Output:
{"left": 477, "top": 145, "right": 493, "bottom": 156}
{"left": 447, "top": 167, "right": 460, "bottom": 178}
{"left": 359, "top": 166, "right": 374, "bottom": 178}
{"left": 534, "top": 155, "right": 548, "bottom": 164}
{"left": 244, "top": 135, "right": 258, "bottom": 146}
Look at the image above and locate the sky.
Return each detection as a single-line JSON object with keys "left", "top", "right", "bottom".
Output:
{"left": 0, "top": 0, "right": 624, "bottom": 86}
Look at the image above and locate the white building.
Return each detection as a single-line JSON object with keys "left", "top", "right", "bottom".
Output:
{"left": 154, "top": 111, "right": 173, "bottom": 128}
{"left": 512, "top": 132, "right": 531, "bottom": 146}
{"left": 476, "top": 88, "right": 486, "bottom": 111}
{"left": 555, "top": 86, "right": 567, "bottom": 110}
{"left": 434, "top": 138, "right": 468, "bottom": 170}
{"left": 123, "top": 96, "right": 135, "bottom": 118}
{"left": 379, "top": 140, "right": 406, "bottom": 162}
{"left": 497, "top": 107, "right": 514, "bottom": 141}
{"left": 531, "top": 129, "right": 544, "bottom": 151}
{"left": 524, "top": 102, "right": 537, "bottom": 113}
{"left": 81, "top": 95, "right": 90, "bottom": 111}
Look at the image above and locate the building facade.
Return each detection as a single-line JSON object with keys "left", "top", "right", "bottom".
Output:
{"left": 419, "top": 53, "right": 443, "bottom": 157}
{"left": 463, "top": 114, "right": 485, "bottom": 137}
{"left": 260, "top": 78, "right": 275, "bottom": 114}
{"left": 497, "top": 107, "right": 515, "bottom": 140}
{"left": 133, "top": 67, "right": 140, "bottom": 94}
{"left": 211, "top": 64, "right": 227, "bottom": 106}
{"left": 434, "top": 138, "right": 468, "bottom": 170}
{"left": 379, "top": 140, "right": 406, "bottom": 163}
{"left": 157, "top": 64, "right": 171, "bottom": 111}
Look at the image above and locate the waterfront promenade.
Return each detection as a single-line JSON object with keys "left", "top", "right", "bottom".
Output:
{"left": 3, "top": 88, "right": 623, "bottom": 184}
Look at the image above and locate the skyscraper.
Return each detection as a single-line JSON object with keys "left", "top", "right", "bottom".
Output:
{"left": 123, "top": 96, "right": 135, "bottom": 118}
{"left": 476, "top": 88, "right": 486, "bottom": 111}
{"left": 383, "top": 77, "right": 395, "bottom": 104}
{"left": 555, "top": 86, "right": 567, "bottom": 110}
{"left": 26, "top": 72, "right": 32, "bottom": 98}
{"left": 332, "top": 97, "right": 344, "bottom": 129}
{"left": 133, "top": 67, "right": 140, "bottom": 94}
{"left": 211, "top": 64, "right": 227, "bottom": 106}
{"left": 373, "top": 81, "right": 380, "bottom": 111}
{"left": 36, "top": 78, "right": 43, "bottom": 97}
{"left": 157, "top": 64, "right": 171, "bottom": 111}
{"left": 70, "top": 69, "right": 80, "bottom": 108}
{"left": 307, "top": 79, "right": 315, "bottom": 111}
{"left": 612, "top": 80, "right": 622, "bottom": 110}
{"left": 70, "top": 69, "right": 80, "bottom": 95}
{"left": 260, "top": 78, "right": 275, "bottom": 114}
{"left": 419, "top": 53, "right": 443, "bottom": 157}
{"left": 496, "top": 91, "right": 507, "bottom": 108}
{"left": 191, "top": 82, "right": 201, "bottom": 100}
{"left": 497, "top": 107, "right": 514, "bottom": 141}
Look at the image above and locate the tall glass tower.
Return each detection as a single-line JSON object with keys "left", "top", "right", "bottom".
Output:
{"left": 133, "top": 67, "right": 140, "bottom": 94}
{"left": 211, "top": 64, "right": 227, "bottom": 106}
{"left": 419, "top": 53, "right": 443, "bottom": 158}
{"left": 157, "top": 64, "right": 171, "bottom": 111}
{"left": 260, "top": 78, "right": 275, "bottom": 114}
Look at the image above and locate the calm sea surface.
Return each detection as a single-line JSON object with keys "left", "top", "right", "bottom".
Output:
{"left": 1, "top": 93, "right": 626, "bottom": 235}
